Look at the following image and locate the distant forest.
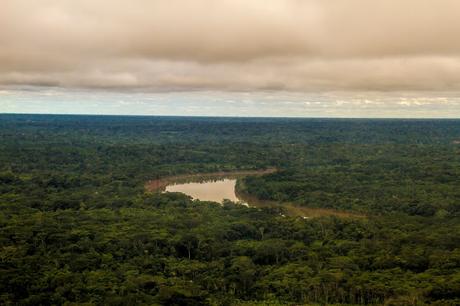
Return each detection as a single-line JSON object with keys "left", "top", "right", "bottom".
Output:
{"left": 1, "top": 114, "right": 459, "bottom": 305}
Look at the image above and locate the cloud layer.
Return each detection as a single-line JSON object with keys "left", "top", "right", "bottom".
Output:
{"left": 3, "top": 88, "right": 460, "bottom": 118}
{"left": 2, "top": 0, "right": 460, "bottom": 92}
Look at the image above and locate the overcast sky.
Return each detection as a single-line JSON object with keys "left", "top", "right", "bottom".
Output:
{"left": 1, "top": 0, "right": 460, "bottom": 117}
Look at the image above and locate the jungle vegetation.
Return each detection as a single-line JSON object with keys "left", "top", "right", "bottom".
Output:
{"left": 1, "top": 114, "right": 459, "bottom": 305}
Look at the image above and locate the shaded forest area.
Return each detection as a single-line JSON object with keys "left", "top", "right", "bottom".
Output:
{"left": 1, "top": 114, "right": 460, "bottom": 305}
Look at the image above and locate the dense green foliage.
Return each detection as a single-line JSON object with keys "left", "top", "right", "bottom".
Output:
{"left": 242, "top": 144, "right": 460, "bottom": 216}
{"left": 1, "top": 114, "right": 460, "bottom": 305}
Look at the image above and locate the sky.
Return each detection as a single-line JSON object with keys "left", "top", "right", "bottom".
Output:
{"left": 1, "top": 0, "right": 460, "bottom": 117}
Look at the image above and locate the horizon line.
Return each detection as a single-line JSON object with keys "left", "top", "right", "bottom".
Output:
{"left": 1, "top": 112, "right": 460, "bottom": 120}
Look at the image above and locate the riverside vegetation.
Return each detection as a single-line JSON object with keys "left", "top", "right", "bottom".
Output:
{"left": 1, "top": 114, "right": 460, "bottom": 305}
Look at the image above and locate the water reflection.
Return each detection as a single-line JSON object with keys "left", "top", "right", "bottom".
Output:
{"left": 165, "top": 178, "right": 245, "bottom": 204}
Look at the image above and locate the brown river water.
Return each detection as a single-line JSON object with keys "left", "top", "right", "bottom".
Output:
{"left": 165, "top": 178, "right": 244, "bottom": 204}
{"left": 145, "top": 169, "right": 364, "bottom": 219}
